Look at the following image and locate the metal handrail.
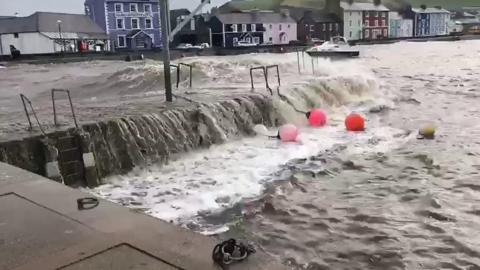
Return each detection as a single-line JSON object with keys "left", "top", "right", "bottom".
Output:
{"left": 178, "top": 63, "right": 193, "bottom": 88}
{"left": 266, "top": 65, "right": 281, "bottom": 96}
{"left": 51, "top": 89, "right": 79, "bottom": 129}
{"left": 170, "top": 64, "right": 180, "bottom": 88}
{"left": 20, "top": 94, "right": 46, "bottom": 135}
{"left": 249, "top": 66, "right": 269, "bottom": 94}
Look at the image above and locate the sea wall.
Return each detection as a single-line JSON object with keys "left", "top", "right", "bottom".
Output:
{"left": 0, "top": 94, "right": 277, "bottom": 187}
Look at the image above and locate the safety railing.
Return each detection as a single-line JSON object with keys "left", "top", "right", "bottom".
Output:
{"left": 178, "top": 63, "right": 193, "bottom": 88}
{"left": 20, "top": 94, "right": 46, "bottom": 135}
{"left": 51, "top": 89, "right": 79, "bottom": 129}
{"left": 250, "top": 66, "right": 269, "bottom": 94}
{"left": 266, "top": 65, "right": 281, "bottom": 95}
{"left": 170, "top": 63, "right": 193, "bottom": 88}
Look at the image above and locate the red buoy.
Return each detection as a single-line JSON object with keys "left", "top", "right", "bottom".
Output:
{"left": 308, "top": 109, "right": 327, "bottom": 127}
{"left": 345, "top": 113, "right": 365, "bottom": 131}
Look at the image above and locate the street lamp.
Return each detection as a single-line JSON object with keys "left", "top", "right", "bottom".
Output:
{"left": 57, "top": 20, "right": 65, "bottom": 52}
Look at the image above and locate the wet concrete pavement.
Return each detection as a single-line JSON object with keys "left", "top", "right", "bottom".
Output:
{"left": 0, "top": 162, "right": 284, "bottom": 270}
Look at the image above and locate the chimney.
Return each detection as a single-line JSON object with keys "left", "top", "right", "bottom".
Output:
{"left": 373, "top": 0, "right": 381, "bottom": 6}
{"left": 326, "top": 0, "right": 341, "bottom": 14}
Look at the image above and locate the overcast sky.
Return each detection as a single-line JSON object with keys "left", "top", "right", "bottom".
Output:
{"left": 0, "top": 0, "right": 230, "bottom": 16}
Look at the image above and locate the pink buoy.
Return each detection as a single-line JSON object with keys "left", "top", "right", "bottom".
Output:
{"left": 279, "top": 124, "right": 299, "bottom": 142}
{"left": 308, "top": 109, "right": 327, "bottom": 127}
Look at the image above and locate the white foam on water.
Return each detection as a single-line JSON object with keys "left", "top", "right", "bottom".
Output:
{"left": 91, "top": 123, "right": 411, "bottom": 233}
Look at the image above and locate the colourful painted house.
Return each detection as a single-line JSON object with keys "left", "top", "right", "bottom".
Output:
{"left": 411, "top": 7, "right": 450, "bottom": 37}
{"left": 84, "top": 0, "right": 162, "bottom": 50}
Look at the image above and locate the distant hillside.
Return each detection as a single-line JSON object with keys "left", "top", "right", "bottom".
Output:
{"left": 219, "top": 0, "right": 480, "bottom": 12}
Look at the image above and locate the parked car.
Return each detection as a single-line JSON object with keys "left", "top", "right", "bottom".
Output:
{"left": 191, "top": 43, "right": 210, "bottom": 50}
{"left": 176, "top": 43, "right": 193, "bottom": 50}
{"left": 236, "top": 41, "right": 258, "bottom": 47}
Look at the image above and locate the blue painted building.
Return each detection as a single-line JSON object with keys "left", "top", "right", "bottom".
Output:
{"left": 411, "top": 7, "right": 450, "bottom": 37}
{"left": 84, "top": 0, "right": 162, "bottom": 50}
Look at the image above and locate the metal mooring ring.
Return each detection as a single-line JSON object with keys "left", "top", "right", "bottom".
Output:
{"left": 77, "top": 197, "right": 99, "bottom": 210}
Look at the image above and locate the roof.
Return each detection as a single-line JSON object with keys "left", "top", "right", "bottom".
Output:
{"left": 0, "top": 12, "right": 107, "bottom": 38}
{"left": 215, "top": 12, "right": 296, "bottom": 24}
{"left": 170, "top": 9, "right": 190, "bottom": 18}
{"left": 304, "top": 11, "right": 342, "bottom": 23}
{"left": 340, "top": 2, "right": 389, "bottom": 11}
{"left": 411, "top": 7, "right": 450, "bottom": 14}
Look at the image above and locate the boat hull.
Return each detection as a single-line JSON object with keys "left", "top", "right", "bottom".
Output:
{"left": 306, "top": 50, "right": 360, "bottom": 58}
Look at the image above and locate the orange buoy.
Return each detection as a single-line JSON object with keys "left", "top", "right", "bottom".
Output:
{"left": 307, "top": 109, "right": 327, "bottom": 127}
{"left": 345, "top": 113, "right": 365, "bottom": 131}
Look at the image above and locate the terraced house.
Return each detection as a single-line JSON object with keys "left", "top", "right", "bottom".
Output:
{"left": 84, "top": 0, "right": 162, "bottom": 50}
{"left": 341, "top": 2, "right": 390, "bottom": 41}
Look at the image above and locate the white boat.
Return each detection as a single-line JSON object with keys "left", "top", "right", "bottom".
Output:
{"left": 306, "top": 36, "right": 359, "bottom": 58}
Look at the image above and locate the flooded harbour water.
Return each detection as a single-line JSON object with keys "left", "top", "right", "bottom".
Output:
{"left": 4, "top": 40, "right": 480, "bottom": 269}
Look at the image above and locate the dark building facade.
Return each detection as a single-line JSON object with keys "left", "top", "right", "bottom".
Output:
{"left": 210, "top": 13, "right": 265, "bottom": 48}
{"left": 297, "top": 11, "right": 343, "bottom": 43}
{"left": 170, "top": 9, "right": 211, "bottom": 46}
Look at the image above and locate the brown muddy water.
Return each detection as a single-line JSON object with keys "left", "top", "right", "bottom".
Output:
{"left": 3, "top": 40, "right": 479, "bottom": 269}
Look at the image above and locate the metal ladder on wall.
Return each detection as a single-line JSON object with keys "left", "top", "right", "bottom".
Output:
{"left": 20, "top": 90, "right": 85, "bottom": 186}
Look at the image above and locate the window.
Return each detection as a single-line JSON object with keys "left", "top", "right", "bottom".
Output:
{"left": 309, "top": 25, "right": 314, "bottom": 32}
{"left": 252, "top": 24, "right": 256, "bottom": 32}
{"left": 279, "top": 24, "right": 282, "bottom": 30}
{"left": 322, "top": 24, "right": 326, "bottom": 31}
{"left": 145, "top": 18, "right": 153, "bottom": 29}
{"left": 329, "top": 23, "right": 332, "bottom": 31}
{"left": 130, "top": 3, "right": 137, "bottom": 12}
{"left": 382, "top": 12, "right": 386, "bottom": 18}
{"left": 269, "top": 24, "right": 272, "bottom": 29}
{"left": 374, "top": 20, "right": 378, "bottom": 27}
{"left": 349, "top": 12, "right": 352, "bottom": 16}
{"left": 190, "top": 19, "right": 195, "bottom": 31}
{"left": 375, "top": 12, "right": 379, "bottom": 17}
{"left": 365, "top": 29, "right": 369, "bottom": 38}
{"left": 131, "top": 18, "right": 139, "bottom": 29}
{"left": 335, "top": 23, "right": 339, "bottom": 31}
{"left": 246, "top": 37, "right": 251, "bottom": 43}
{"left": 233, "top": 24, "right": 237, "bottom": 32}
{"left": 253, "top": 37, "right": 260, "bottom": 44}
{"left": 269, "top": 37, "right": 272, "bottom": 41}
{"left": 349, "top": 20, "right": 352, "bottom": 26}
{"left": 116, "top": 18, "right": 124, "bottom": 29}
{"left": 14, "top": 33, "right": 19, "bottom": 38}
{"left": 288, "top": 24, "right": 291, "bottom": 28}
{"left": 233, "top": 37, "right": 238, "bottom": 46}
{"left": 349, "top": 31, "right": 352, "bottom": 37}
{"left": 144, "top": 4, "right": 152, "bottom": 13}
{"left": 365, "top": 20, "right": 369, "bottom": 27}
{"left": 117, "top": 35, "right": 126, "bottom": 47}
{"left": 383, "top": 29, "right": 388, "bottom": 36}
{"left": 358, "top": 20, "right": 361, "bottom": 26}
{"left": 115, "top": 3, "right": 123, "bottom": 13}
{"left": 242, "top": 24, "right": 247, "bottom": 32}
{"left": 382, "top": 19, "right": 385, "bottom": 26}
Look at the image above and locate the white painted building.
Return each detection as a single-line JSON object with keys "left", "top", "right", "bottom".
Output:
{"left": 262, "top": 11, "right": 297, "bottom": 45}
{"left": 341, "top": 2, "right": 363, "bottom": 40}
{"left": 0, "top": 12, "right": 107, "bottom": 56}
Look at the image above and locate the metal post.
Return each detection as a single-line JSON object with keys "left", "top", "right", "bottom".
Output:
{"left": 160, "top": 0, "right": 173, "bottom": 102}
{"left": 57, "top": 20, "right": 64, "bottom": 52}
{"left": 52, "top": 90, "right": 57, "bottom": 126}
{"left": 311, "top": 57, "right": 314, "bottom": 75}
{"left": 189, "top": 65, "right": 192, "bottom": 88}
{"left": 296, "top": 49, "right": 301, "bottom": 74}
{"left": 302, "top": 50, "right": 305, "bottom": 69}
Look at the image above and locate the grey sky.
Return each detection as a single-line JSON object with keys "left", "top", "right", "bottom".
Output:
{"left": 0, "top": 0, "right": 230, "bottom": 16}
